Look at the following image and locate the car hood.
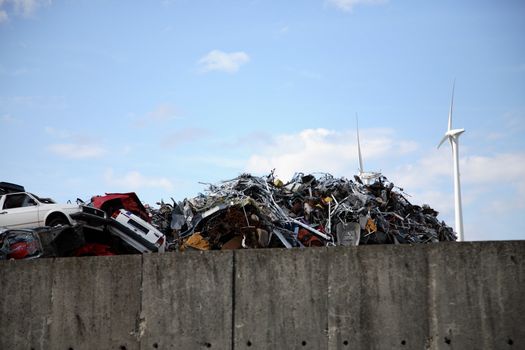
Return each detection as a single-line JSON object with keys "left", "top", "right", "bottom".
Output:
{"left": 39, "top": 202, "right": 81, "bottom": 214}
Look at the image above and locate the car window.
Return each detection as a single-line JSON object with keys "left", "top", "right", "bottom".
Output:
{"left": 3, "top": 194, "right": 37, "bottom": 209}
{"left": 30, "top": 193, "right": 55, "bottom": 204}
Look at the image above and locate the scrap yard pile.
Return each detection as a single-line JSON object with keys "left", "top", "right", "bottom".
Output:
{"left": 0, "top": 172, "right": 455, "bottom": 260}
{"left": 160, "top": 172, "right": 456, "bottom": 251}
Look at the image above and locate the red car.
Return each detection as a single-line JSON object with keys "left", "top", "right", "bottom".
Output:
{"left": 91, "top": 192, "right": 150, "bottom": 222}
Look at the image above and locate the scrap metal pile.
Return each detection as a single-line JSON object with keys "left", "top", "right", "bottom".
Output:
{"left": 0, "top": 172, "right": 456, "bottom": 260}
{"left": 153, "top": 172, "right": 456, "bottom": 251}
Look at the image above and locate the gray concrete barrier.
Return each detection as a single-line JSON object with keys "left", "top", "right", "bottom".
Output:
{"left": 234, "top": 248, "right": 328, "bottom": 349}
{"left": 0, "top": 255, "right": 143, "bottom": 350}
{"left": 0, "top": 241, "right": 523, "bottom": 349}
{"left": 140, "top": 251, "right": 233, "bottom": 350}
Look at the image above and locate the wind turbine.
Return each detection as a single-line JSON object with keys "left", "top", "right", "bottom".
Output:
{"left": 438, "top": 82, "right": 465, "bottom": 241}
{"left": 356, "top": 114, "right": 381, "bottom": 185}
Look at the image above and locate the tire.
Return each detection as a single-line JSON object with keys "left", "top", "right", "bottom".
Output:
{"left": 47, "top": 214, "right": 70, "bottom": 227}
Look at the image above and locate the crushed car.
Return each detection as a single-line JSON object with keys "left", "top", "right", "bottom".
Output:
{"left": 0, "top": 228, "right": 44, "bottom": 260}
{"left": 107, "top": 209, "right": 166, "bottom": 253}
{"left": 91, "top": 192, "right": 151, "bottom": 222}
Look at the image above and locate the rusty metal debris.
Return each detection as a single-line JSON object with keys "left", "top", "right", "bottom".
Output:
{"left": 157, "top": 171, "right": 455, "bottom": 251}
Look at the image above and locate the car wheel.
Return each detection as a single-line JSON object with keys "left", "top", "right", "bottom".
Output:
{"left": 47, "top": 215, "right": 69, "bottom": 227}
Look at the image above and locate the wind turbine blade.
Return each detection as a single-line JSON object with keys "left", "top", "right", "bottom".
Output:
{"left": 437, "top": 135, "right": 448, "bottom": 149}
{"left": 356, "top": 113, "right": 364, "bottom": 173}
{"left": 448, "top": 80, "right": 455, "bottom": 131}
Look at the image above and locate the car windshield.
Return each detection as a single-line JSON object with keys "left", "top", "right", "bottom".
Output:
{"left": 30, "top": 193, "right": 56, "bottom": 204}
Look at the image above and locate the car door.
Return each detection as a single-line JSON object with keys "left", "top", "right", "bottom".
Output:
{"left": 0, "top": 193, "right": 40, "bottom": 228}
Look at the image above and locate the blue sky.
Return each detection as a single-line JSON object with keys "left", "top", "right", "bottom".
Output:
{"left": 1, "top": 0, "right": 524, "bottom": 241}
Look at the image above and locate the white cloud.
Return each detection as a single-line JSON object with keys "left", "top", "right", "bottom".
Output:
{"left": 1, "top": 114, "right": 16, "bottom": 123}
{"left": 410, "top": 190, "right": 454, "bottom": 216}
{"left": 0, "top": 0, "right": 50, "bottom": 21}
{"left": 245, "top": 127, "right": 417, "bottom": 181}
{"left": 135, "top": 103, "right": 179, "bottom": 127}
{"left": 389, "top": 150, "right": 450, "bottom": 190}
{"left": 391, "top": 151, "right": 525, "bottom": 191}
{"left": 0, "top": 9, "right": 8, "bottom": 22}
{"left": 463, "top": 153, "right": 525, "bottom": 186}
{"left": 48, "top": 143, "right": 106, "bottom": 159}
{"left": 327, "top": 0, "right": 388, "bottom": 12}
{"left": 44, "top": 126, "right": 71, "bottom": 138}
{"left": 503, "top": 111, "right": 525, "bottom": 132}
{"left": 0, "top": 95, "right": 67, "bottom": 109}
{"left": 147, "top": 103, "right": 178, "bottom": 122}
{"left": 219, "top": 130, "right": 275, "bottom": 150}
{"left": 13, "top": 0, "right": 49, "bottom": 16}
{"left": 45, "top": 126, "right": 107, "bottom": 159}
{"left": 190, "top": 155, "right": 245, "bottom": 169}
{"left": 198, "top": 50, "right": 250, "bottom": 73}
{"left": 160, "top": 127, "right": 209, "bottom": 149}
{"left": 104, "top": 169, "right": 174, "bottom": 192}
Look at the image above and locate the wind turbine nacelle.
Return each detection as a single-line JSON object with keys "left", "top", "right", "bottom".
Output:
{"left": 446, "top": 128, "right": 465, "bottom": 137}
{"left": 359, "top": 171, "right": 381, "bottom": 181}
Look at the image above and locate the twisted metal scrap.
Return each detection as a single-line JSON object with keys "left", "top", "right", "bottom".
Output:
{"left": 171, "top": 172, "right": 456, "bottom": 247}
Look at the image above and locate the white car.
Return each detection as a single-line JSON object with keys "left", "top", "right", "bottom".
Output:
{"left": 108, "top": 209, "right": 166, "bottom": 253}
{"left": 0, "top": 188, "right": 106, "bottom": 229}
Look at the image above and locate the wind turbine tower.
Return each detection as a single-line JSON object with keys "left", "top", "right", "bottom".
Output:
{"left": 438, "top": 82, "right": 465, "bottom": 241}
{"left": 356, "top": 114, "right": 381, "bottom": 185}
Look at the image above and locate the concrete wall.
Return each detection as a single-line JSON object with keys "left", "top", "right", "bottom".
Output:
{"left": 0, "top": 241, "right": 523, "bottom": 350}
